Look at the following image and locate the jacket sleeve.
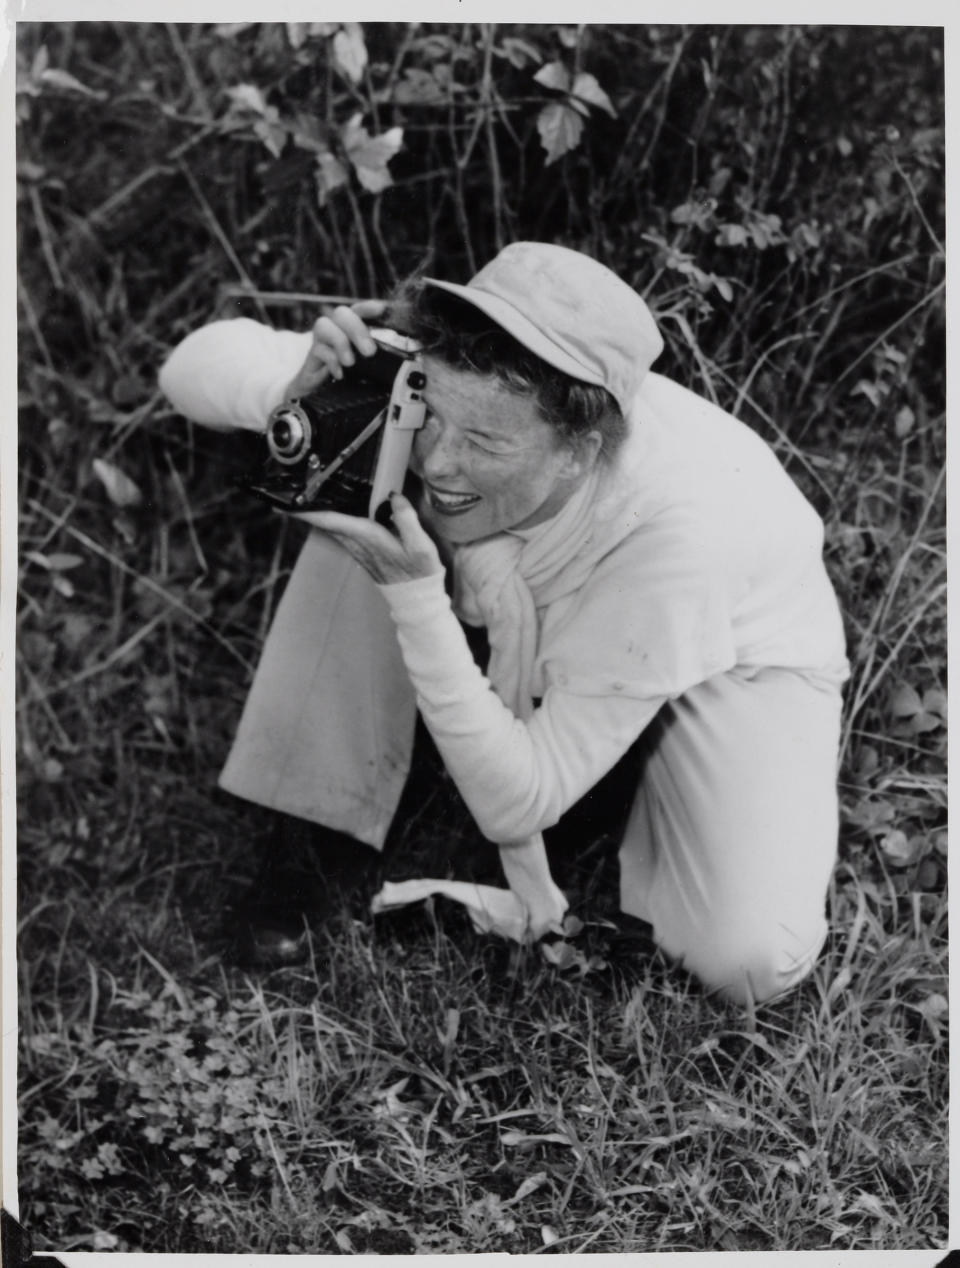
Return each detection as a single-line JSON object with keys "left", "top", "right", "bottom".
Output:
{"left": 378, "top": 572, "right": 662, "bottom": 843}
{"left": 158, "top": 319, "right": 313, "bottom": 431}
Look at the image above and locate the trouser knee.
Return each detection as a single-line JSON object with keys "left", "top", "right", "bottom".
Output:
{"left": 657, "top": 916, "right": 828, "bottom": 1006}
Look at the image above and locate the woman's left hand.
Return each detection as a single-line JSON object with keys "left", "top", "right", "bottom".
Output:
{"left": 295, "top": 491, "right": 445, "bottom": 585}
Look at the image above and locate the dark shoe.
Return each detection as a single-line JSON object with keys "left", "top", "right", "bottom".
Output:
{"left": 231, "top": 814, "right": 381, "bottom": 968}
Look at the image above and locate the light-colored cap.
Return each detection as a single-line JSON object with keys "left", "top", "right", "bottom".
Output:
{"left": 424, "top": 241, "right": 663, "bottom": 415}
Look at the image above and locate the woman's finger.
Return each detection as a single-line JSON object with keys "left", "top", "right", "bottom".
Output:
{"left": 312, "top": 314, "right": 356, "bottom": 368}
{"left": 329, "top": 305, "right": 379, "bottom": 357}
{"left": 387, "top": 493, "right": 444, "bottom": 572}
{"left": 351, "top": 298, "right": 388, "bottom": 322}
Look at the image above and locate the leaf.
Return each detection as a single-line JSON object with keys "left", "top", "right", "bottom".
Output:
{"left": 501, "top": 1128, "right": 572, "bottom": 1147}
{"left": 534, "top": 61, "right": 571, "bottom": 93}
{"left": 536, "top": 101, "right": 583, "bottom": 165}
{"left": 253, "top": 117, "right": 288, "bottom": 159}
{"left": 890, "top": 682, "right": 922, "bottom": 718}
{"left": 672, "top": 199, "right": 718, "bottom": 229}
{"left": 541, "top": 1225, "right": 560, "bottom": 1246}
{"left": 922, "top": 687, "right": 947, "bottom": 719}
{"left": 851, "top": 379, "right": 883, "bottom": 408}
{"left": 557, "top": 26, "right": 580, "bottom": 48}
{"left": 878, "top": 829, "right": 921, "bottom": 867}
{"left": 541, "top": 940, "right": 577, "bottom": 970}
{"left": 39, "top": 67, "right": 106, "bottom": 99}
{"left": 918, "top": 993, "right": 948, "bottom": 1021}
{"left": 92, "top": 458, "right": 143, "bottom": 508}
{"left": 341, "top": 116, "right": 403, "bottom": 193}
{"left": 712, "top": 275, "right": 734, "bottom": 302}
{"left": 894, "top": 405, "right": 915, "bottom": 437}
{"left": 392, "top": 68, "right": 447, "bottom": 107}
{"left": 316, "top": 152, "right": 349, "bottom": 206}
{"left": 571, "top": 72, "right": 616, "bottom": 117}
{"left": 214, "top": 23, "right": 254, "bottom": 38}
{"left": 333, "top": 24, "right": 368, "bottom": 85}
{"left": 224, "top": 83, "right": 270, "bottom": 116}
{"left": 509, "top": 1171, "right": 549, "bottom": 1204}
{"left": 715, "top": 222, "right": 750, "bottom": 248}
{"left": 500, "top": 37, "right": 542, "bottom": 69}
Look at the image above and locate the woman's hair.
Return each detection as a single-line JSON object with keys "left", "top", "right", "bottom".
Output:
{"left": 385, "top": 278, "right": 626, "bottom": 459}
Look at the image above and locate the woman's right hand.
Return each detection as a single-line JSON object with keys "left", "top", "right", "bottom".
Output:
{"left": 283, "top": 299, "right": 388, "bottom": 400}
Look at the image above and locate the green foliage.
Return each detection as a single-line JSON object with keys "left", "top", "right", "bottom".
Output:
{"left": 15, "top": 20, "right": 945, "bottom": 1255}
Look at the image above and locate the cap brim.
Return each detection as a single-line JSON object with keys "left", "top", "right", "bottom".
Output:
{"left": 422, "top": 277, "right": 605, "bottom": 388}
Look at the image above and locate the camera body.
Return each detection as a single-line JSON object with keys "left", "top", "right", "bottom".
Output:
{"left": 242, "top": 329, "right": 426, "bottom": 520}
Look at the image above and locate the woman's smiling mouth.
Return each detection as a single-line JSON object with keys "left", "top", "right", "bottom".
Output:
{"left": 425, "top": 483, "right": 482, "bottom": 515}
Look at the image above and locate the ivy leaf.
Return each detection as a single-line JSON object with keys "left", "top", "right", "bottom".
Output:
{"left": 571, "top": 72, "right": 616, "bottom": 117}
{"left": 536, "top": 101, "right": 584, "bottom": 165}
{"left": 92, "top": 458, "right": 143, "bottom": 509}
{"left": 341, "top": 115, "right": 403, "bottom": 193}
{"left": 333, "top": 24, "right": 368, "bottom": 85}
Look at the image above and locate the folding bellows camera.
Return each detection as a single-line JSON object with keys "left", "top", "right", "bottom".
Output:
{"left": 241, "top": 329, "right": 426, "bottom": 522}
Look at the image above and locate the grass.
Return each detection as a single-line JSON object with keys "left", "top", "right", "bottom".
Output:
{"left": 13, "top": 20, "right": 946, "bottom": 1254}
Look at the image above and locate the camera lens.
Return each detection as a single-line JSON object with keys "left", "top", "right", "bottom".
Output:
{"left": 273, "top": 417, "right": 295, "bottom": 448}
{"left": 267, "top": 404, "right": 312, "bottom": 465}
{"left": 408, "top": 369, "right": 426, "bottom": 391}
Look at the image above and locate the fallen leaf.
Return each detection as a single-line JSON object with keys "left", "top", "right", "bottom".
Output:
{"left": 508, "top": 1171, "right": 549, "bottom": 1203}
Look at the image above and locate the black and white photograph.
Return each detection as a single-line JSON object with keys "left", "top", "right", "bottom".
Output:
{"left": 4, "top": 13, "right": 948, "bottom": 1259}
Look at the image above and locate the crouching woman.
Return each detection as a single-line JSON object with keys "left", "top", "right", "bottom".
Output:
{"left": 159, "top": 242, "right": 849, "bottom": 1005}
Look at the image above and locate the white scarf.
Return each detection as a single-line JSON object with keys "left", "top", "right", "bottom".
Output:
{"left": 373, "top": 427, "right": 651, "bottom": 942}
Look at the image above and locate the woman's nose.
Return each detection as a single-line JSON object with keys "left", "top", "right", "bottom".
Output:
{"left": 418, "top": 427, "right": 461, "bottom": 481}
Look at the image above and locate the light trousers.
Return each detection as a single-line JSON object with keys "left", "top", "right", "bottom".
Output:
{"left": 221, "top": 532, "right": 841, "bottom": 1003}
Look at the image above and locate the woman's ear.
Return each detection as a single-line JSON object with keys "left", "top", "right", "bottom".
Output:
{"left": 564, "top": 429, "right": 603, "bottom": 478}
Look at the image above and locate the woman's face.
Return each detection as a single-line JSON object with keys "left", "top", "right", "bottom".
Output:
{"left": 410, "top": 357, "right": 596, "bottom": 545}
